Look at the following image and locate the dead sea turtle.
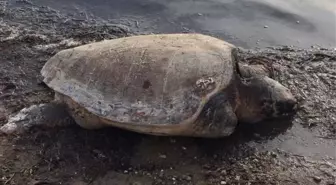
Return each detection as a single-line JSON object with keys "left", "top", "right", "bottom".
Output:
{"left": 1, "top": 33, "right": 297, "bottom": 137}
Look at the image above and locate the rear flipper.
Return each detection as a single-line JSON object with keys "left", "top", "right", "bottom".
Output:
{"left": 0, "top": 103, "right": 72, "bottom": 134}
{"left": 63, "top": 97, "right": 106, "bottom": 129}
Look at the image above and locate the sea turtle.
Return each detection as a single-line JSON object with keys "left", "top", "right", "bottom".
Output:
{"left": 1, "top": 33, "right": 297, "bottom": 137}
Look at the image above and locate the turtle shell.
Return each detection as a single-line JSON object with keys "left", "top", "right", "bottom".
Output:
{"left": 41, "top": 33, "right": 236, "bottom": 126}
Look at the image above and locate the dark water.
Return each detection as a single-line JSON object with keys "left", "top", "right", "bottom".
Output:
{"left": 28, "top": 0, "right": 336, "bottom": 48}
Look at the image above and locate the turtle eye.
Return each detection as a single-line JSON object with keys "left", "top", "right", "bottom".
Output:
{"left": 260, "top": 99, "right": 274, "bottom": 116}
{"left": 260, "top": 99, "right": 271, "bottom": 106}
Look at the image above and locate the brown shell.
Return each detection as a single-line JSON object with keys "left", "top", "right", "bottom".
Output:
{"left": 41, "top": 33, "right": 236, "bottom": 126}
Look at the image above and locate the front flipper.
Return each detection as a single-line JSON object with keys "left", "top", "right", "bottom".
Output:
{"left": 192, "top": 94, "right": 238, "bottom": 138}
{"left": 0, "top": 103, "right": 72, "bottom": 134}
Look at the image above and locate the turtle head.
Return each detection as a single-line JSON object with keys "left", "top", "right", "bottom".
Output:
{"left": 235, "top": 64, "right": 298, "bottom": 124}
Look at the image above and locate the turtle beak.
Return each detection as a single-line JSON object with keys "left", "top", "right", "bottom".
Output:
{"left": 275, "top": 98, "right": 297, "bottom": 116}
{"left": 271, "top": 83, "right": 298, "bottom": 117}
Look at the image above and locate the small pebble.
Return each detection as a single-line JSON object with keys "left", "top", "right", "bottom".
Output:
{"left": 172, "top": 177, "right": 176, "bottom": 181}
{"left": 159, "top": 154, "right": 167, "bottom": 159}
{"left": 170, "top": 139, "right": 176, "bottom": 143}
{"left": 197, "top": 13, "right": 203, "bottom": 16}
{"left": 270, "top": 152, "right": 278, "bottom": 158}
{"left": 253, "top": 133, "right": 261, "bottom": 137}
{"left": 220, "top": 181, "right": 227, "bottom": 185}
{"left": 313, "top": 176, "right": 322, "bottom": 183}
{"left": 124, "top": 170, "right": 128, "bottom": 174}
{"left": 296, "top": 21, "right": 300, "bottom": 24}
{"left": 264, "top": 25, "right": 269, "bottom": 28}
